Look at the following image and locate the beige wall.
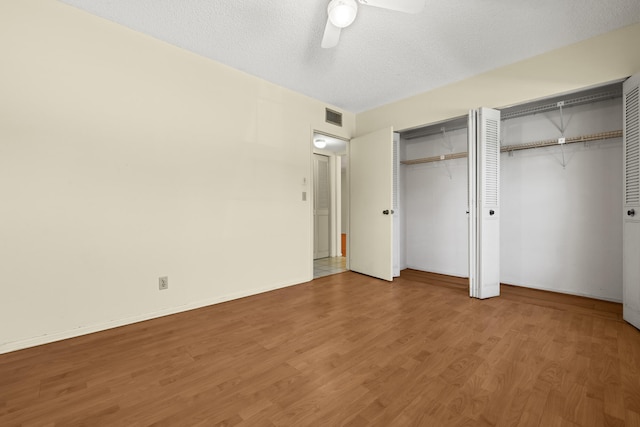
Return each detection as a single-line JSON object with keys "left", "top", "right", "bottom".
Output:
{"left": 357, "top": 23, "right": 640, "bottom": 135}
{"left": 0, "top": 0, "right": 354, "bottom": 353}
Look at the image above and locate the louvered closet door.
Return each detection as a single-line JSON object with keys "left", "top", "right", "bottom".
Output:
{"left": 469, "top": 107, "right": 501, "bottom": 299}
{"left": 623, "top": 73, "right": 640, "bottom": 330}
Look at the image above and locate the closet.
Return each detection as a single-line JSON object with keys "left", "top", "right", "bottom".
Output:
{"left": 399, "top": 82, "right": 624, "bottom": 302}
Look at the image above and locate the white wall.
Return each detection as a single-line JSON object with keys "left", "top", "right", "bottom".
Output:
{"left": 402, "top": 99, "right": 623, "bottom": 301}
{"left": 399, "top": 155, "right": 407, "bottom": 271}
{"left": 501, "top": 99, "right": 622, "bottom": 301}
{"left": 0, "top": 0, "right": 354, "bottom": 353}
{"left": 403, "top": 128, "right": 468, "bottom": 277}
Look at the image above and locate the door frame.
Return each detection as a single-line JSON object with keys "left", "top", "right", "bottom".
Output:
{"left": 310, "top": 130, "right": 349, "bottom": 279}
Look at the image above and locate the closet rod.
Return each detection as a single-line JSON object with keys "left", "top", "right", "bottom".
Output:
{"left": 501, "top": 130, "right": 621, "bottom": 153}
{"left": 401, "top": 130, "right": 622, "bottom": 165}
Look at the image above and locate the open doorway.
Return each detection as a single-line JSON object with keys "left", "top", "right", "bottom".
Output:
{"left": 312, "top": 132, "right": 348, "bottom": 278}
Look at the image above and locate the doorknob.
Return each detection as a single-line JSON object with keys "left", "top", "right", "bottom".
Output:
{"left": 489, "top": 210, "right": 495, "bottom": 216}
{"left": 629, "top": 209, "right": 636, "bottom": 217}
{"left": 383, "top": 210, "right": 389, "bottom": 215}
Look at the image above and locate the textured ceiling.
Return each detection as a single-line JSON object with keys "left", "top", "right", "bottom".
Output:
{"left": 58, "top": 0, "right": 640, "bottom": 113}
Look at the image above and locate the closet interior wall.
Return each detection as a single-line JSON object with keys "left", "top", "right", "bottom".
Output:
{"left": 401, "top": 125, "right": 468, "bottom": 277}
{"left": 400, "top": 97, "right": 623, "bottom": 301}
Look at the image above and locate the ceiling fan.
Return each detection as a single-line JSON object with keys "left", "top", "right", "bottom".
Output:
{"left": 321, "top": 0, "right": 425, "bottom": 48}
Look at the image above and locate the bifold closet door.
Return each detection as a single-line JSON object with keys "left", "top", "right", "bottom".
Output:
{"left": 350, "top": 127, "right": 394, "bottom": 281}
{"left": 623, "top": 73, "right": 640, "bottom": 330}
{"left": 468, "top": 107, "right": 501, "bottom": 299}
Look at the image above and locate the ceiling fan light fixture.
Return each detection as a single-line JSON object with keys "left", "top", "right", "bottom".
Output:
{"left": 328, "top": 0, "right": 358, "bottom": 28}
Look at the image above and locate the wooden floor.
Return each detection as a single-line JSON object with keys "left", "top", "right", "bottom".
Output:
{"left": 2, "top": 270, "right": 640, "bottom": 426}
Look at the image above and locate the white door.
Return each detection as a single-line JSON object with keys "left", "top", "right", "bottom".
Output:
{"left": 623, "top": 73, "right": 640, "bottom": 330}
{"left": 313, "top": 154, "right": 330, "bottom": 259}
{"left": 350, "top": 127, "right": 394, "bottom": 281}
{"left": 468, "top": 108, "right": 501, "bottom": 299}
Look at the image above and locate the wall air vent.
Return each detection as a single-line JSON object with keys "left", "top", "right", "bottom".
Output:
{"left": 325, "top": 108, "right": 342, "bottom": 127}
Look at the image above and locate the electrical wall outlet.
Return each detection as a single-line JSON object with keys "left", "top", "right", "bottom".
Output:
{"left": 159, "top": 276, "right": 168, "bottom": 290}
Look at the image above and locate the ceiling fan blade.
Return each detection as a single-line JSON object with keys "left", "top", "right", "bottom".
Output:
{"left": 358, "top": 0, "right": 424, "bottom": 14}
{"left": 321, "top": 18, "right": 342, "bottom": 48}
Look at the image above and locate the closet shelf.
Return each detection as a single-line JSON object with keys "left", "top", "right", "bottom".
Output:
{"left": 401, "top": 130, "right": 622, "bottom": 165}
{"left": 402, "top": 151, "right": 467, "bottom": 165}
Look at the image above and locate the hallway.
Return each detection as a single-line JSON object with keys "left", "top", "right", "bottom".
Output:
{"left": 313, "top": 256, "right": 347, "bottom": 278}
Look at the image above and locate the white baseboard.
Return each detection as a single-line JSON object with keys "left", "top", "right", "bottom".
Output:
{"left": 404, "top": 267, "right": 622, "bottom": 303}
{"left": 503, "top": 281, "right": 622, "bottom": 303}
{"left": 0, "top": 278, "right": 305, "bottom": 355}
{"left": 405, "top": 265, "right": 468, "bottom": 279}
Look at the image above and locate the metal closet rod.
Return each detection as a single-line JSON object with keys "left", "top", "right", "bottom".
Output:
{"left": 400, "top": 130, "right": 622, "bottom": 165}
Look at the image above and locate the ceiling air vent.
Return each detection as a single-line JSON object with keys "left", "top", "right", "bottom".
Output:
{"left": 325, "top": 108, "right": 342, "bottom": 127}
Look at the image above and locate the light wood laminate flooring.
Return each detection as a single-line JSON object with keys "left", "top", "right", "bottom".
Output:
{"left": 1, "top": 270, "right": 639, "bottom": 426}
